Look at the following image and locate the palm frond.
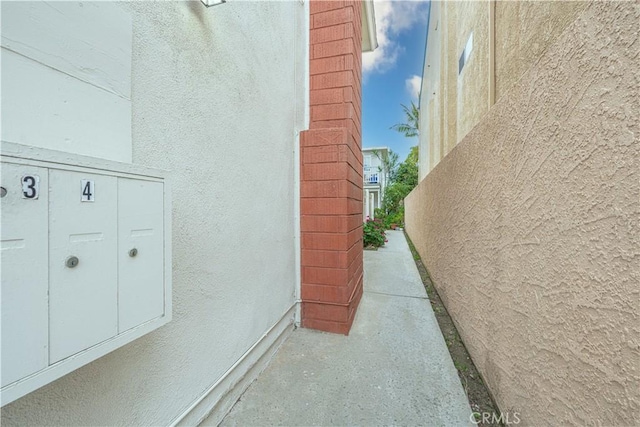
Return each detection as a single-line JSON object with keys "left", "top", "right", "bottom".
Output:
{"left": 390, "top": 101, "right": 420, "bottom": 138}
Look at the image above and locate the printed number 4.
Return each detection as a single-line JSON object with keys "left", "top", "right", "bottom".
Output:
{"left": 81, "top": 180, "right": 95, "bottom": 202}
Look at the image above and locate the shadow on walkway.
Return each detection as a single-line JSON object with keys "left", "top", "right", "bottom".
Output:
{"left": 216, "top": 230, "right": 472, "bottom": 426}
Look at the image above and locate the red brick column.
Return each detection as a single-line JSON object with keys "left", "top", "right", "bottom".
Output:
{"left": 300, "top": 0, "right": 363, "bottom": 335}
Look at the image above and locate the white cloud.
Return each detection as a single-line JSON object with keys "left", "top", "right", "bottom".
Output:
{"left": 405, "top": 75, "right": 422, "bottom": 99}
{"left": 362, "top": 0, "right": 429, "bottom": 76}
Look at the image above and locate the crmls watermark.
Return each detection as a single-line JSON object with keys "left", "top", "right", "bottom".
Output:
{"left": 470, "top": 410, "right": 521, "bottom": 425}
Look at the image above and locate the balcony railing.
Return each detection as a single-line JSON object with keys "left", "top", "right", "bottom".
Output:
{"left": 363, "top": 166, "right": 381, "bottom": 184}
{"left": 364, "top": 172, "right": 379, "bottom": 184}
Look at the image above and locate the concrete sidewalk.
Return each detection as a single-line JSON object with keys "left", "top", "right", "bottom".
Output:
{"left": 216, "top": 231, "right": 473, "bottom": 426}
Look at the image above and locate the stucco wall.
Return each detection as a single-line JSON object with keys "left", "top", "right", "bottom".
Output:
{"left": 443, "top": 1, "right": 458, "bottom": 158}
{"left": 420, "top": 0, "right": 491, "bottom": 177}
{"left": 455, "top": 1, "right": 490, "bottom": 144}
{"left": 419, "top": 1, "right": 592, "bottom": 176}
{"left": 495, "top": 0, "right": 589, "bottom": 101}
{"left": 419, "top": 1, "right": 437, "bottom": 180}
{"left": 2, "top": 1, "right": 304, "bottom": 425}
{"left": 406, "top": 2, "right": 639, "bottom": 425}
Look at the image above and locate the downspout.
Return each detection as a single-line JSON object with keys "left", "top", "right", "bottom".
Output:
{"left": 293, "top": 0, "right": 310, "bottom": 326}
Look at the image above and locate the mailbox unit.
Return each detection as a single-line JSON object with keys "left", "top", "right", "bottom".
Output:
{"left": 0, "top": 142, "right": 171, "bottom": 405}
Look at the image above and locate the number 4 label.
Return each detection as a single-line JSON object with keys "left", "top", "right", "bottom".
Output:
{"left": 81, "top": 180, "right": 95, "bottom": 202}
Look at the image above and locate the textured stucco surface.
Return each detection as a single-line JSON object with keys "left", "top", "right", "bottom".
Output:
{"left": 495, "top": 0, "right": 589, "bottom": 101}
{"left": 419, "top": 1, "right": 437, "bottom": 180}
{"left": 420, "top": 0, "right": 592, "bottom": 176}
{"left": 419, "top": 0, "right": 493, "bottom": 176}
{"left": 443, "top": 0, "right": 458, "bottom": 157}
{"left": 406, "top": 2, "right": 639, "bottom": 425}
{"left": 2, "top": 2, "right": 303, "bottom": 425}
{"left": 455, "top": 1, "right": 490, "bottom": 145}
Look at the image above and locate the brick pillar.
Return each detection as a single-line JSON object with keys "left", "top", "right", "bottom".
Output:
{"left": 300, "top": 0, "right": 363, "bottom": 335}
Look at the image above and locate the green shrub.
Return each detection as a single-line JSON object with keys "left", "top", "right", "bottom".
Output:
{"left": 373, "top": 207, "right": 403, "bottom": 229}
{"left": 363, "top": 218, "right": 386, "bottom": 248}
{"left": 373, "top": 208, "right": 386, "bottom": 222}
{"left": 387, "top": 208, "right": 404, "bottom": 226}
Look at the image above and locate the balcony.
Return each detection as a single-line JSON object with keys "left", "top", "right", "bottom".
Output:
{"left": 364, "top": 166, "right": 380, "bottom": 185}
{"left": 365, "top": 173, "right": 379, "bottom": 184}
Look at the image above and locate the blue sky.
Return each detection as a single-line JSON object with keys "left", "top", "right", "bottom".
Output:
{"left": 362, "top": 0, "right": 430, "bottom": 162}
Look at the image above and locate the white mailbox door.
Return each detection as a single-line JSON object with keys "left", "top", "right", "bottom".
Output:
{"left": 49, "top": 170, "right": 118, "bottom": 363}
{"left": 1, "top": 163, "right": 49, "bottom": 387}
{"left": 118, "top": 178, "right": 165, "bottom": 332}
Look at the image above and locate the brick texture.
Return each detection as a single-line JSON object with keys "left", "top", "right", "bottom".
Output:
{"left": 300, "top": 0, "right": 363, "bottom": 335}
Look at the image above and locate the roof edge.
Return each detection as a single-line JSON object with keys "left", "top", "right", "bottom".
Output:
{"left": 361, "top": 0, "right": 378, "bottom": 53}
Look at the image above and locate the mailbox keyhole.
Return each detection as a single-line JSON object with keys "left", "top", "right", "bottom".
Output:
{"left": 66, "top": 256, "right": 79, "bottom": 268}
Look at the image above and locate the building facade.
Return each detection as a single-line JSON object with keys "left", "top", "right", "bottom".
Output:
{"left": 406, "top": 1, "right": 639, "bottom": 425}
{"left": 362, "top": 147, "right": 389, "bottom": 220}
{"left": 0, "top": 1, "right": 376, "bottom": 424}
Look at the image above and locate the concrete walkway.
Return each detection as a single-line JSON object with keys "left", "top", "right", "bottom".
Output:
{"left": 217, "top": 231, "right": 473, "bottom": 426}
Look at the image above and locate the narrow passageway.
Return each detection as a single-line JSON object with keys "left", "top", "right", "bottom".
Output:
{"left": 215, "top": 231, "right": 472, "bottom": 426}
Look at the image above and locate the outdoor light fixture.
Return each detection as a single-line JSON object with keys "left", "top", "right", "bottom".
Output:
{"left": 201, "top": 0, "right": 226, "bottom": 7}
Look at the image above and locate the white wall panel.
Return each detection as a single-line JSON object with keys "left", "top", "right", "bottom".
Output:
{"left": 0, "top": 1, "right": 132, "bottom": 162}
{"left": 1, "top": 1, "right": 132, "bottom": 97}
{"left": 1, "top": 49, "right": 132, "bottom": 162}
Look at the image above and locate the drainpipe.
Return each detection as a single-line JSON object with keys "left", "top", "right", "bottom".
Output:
{"left": 293, "top": 0, "right": 310, "bottom": 326}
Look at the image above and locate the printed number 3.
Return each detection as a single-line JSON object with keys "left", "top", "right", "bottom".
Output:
{"left": 21, "top": 175, "right": 39, "bottom": 199}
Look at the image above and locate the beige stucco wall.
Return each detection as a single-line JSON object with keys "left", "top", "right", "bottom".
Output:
{"left": 419, "top": 0, "right": 592, "bottom": 176}
{"left": 420, "top": 0, "right": 491, "bottom": 177}
{"left": 455, "top": 1, "right": 490, "bottom": 144}
{"left": 495, "top": 0, "right": 589, "bottom": 101}
{"left": 419, "top": 1, "right": 438, "bottom": 180}
{"left": 406, "top": 2, "right": 639, "bottom": 425}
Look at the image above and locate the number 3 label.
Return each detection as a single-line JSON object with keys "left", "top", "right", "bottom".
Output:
{"left": 81, "top": 180, "right": 95, "bottom": 202}
{"left": 21, "top": 175, "right": 40, "bottom": 199}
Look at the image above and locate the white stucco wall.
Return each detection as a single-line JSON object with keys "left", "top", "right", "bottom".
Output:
{"left": 1, "top": 1, "right": 305, "bottom": 425}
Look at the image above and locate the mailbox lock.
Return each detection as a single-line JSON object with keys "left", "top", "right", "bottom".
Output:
{"left": 129, "top": 248, "right": 138, "bottom": 257}
{"left": 66, "top": 256, "right": 79, "bottom": 268}
{"left": 0, "top": 187, "right": 6, "bottom": 198}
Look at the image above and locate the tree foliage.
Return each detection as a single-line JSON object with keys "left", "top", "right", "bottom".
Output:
{"left": 373, "top": 101, "right": 421, "bottom": 228}
{"left": 390, "top": 101, "right": 420, "bottom": 138}
{"left": 395, "top": 146, "right": 419, "bottom": 189}
{"left": 380, "top": 146, "right": 419, "bottom": 225}
{"left": 372, "top": 149, "right": 399, "bottom": 183}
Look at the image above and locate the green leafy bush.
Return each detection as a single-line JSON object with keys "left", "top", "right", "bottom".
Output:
{"left": 363, "top": 218, "right": 387, "bottom": 248}
{"left": 387, "top": 208, "right": 404, "bottom": 227}
{"left": 373, "top": 208, "right": 403, "bottom": 230}
{"left": 380, "top": 146, "right": 419, "bottom": 228}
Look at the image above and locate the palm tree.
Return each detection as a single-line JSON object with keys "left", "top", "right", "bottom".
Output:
{"left": 390, "top": 101, "right": 419, "bottom": 138}
{"left": 373, "top": 149, "right": 399, "bottom": 184}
